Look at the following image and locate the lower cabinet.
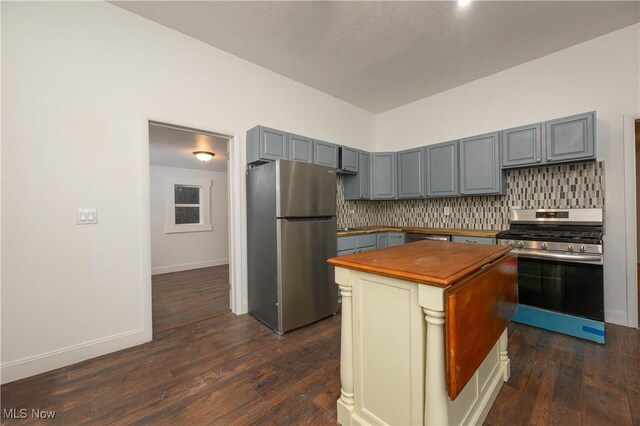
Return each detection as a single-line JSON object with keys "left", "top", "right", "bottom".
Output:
{"left": 388, "top": 232, "right": 405, "bottom": 247}
{"left": 451, "top": 236, "right": 496, "bottom": 245}
{"left": 338, "top": 234, "right": 377, "bottom": 255}
{"left": 377, "top": 233, "right": 388, "bottom": 249}
{"left": 339, "top": 232, "right": 405, "bottom": 254}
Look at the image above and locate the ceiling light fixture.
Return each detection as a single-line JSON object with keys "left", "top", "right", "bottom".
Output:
{"left": 458, "top": 0, "right": 472, "bottom": 6}
{"left": 193, "top": 151, "right": 215, "bottom": 162}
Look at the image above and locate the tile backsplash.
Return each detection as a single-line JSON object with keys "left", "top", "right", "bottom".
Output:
{"left": 337, "top": 161, "right": 604, "bottom": 230}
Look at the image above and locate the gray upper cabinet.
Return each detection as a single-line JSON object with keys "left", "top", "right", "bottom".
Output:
{"left": 247, "top": 126, "right": 288, "bottom": 164}
{"left": 426, "top": 141, "right": 459, "bottom": 197}
{"left": 314, "top": 140, "right": 339, "bottom": 168}
{"left": 339, "top": 146, "right": 359, "bottom": 173}
{"left": 501, "top": 123, "right": 543, "bottom": 168}
{"left": 372, "top": 152, "right": 397, "bottom": 199}
{"left": 460, "top": 132, "right": 504, "bottom": 195}
{"left": 545, "top": 112, "right": 595, "bottom": 163}
{"left": 344, "top": 150, "right": 371, "bottom": 200}
{"left": 288, "top": 133, "right": 313, "bottom": 163}
{"left": 397, "top": 148, "right": 425, "bottom": 198}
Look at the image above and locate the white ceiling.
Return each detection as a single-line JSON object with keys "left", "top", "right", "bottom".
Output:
{"left": 149, "top": 124, "right": 228, "bottom": 172}
{"left": 112, "top": 1, "right": 640, "bottom": 114}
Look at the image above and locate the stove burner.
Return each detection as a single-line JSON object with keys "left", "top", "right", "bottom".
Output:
{"left": 497, "top": 222, "right": 603, "bottom": 245}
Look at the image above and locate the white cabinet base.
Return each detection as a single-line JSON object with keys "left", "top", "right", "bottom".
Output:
{"left": 335, "top": 268, "right": 510, "bottom": 426}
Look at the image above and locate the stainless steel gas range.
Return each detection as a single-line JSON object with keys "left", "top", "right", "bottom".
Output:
{"left": 497, "top": 208, "right": 604, "bottom": 343}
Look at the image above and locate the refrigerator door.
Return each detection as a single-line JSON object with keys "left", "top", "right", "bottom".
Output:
{"left": 277, "top": 160, "right": 337, "bottom": 218}
{"left": 278, "top": 217, "right": 338, "bottom": 333}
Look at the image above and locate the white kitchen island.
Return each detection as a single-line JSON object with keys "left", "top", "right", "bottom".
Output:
{"left": 328, "top": 240, "right": 517, "bottom": 426}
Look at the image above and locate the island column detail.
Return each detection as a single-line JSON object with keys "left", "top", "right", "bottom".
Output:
{"left": 423, "top": 308, "right": 449, "bottom": 426}
{"left": 338, "top": 267, "right": 355, "bottom": 413}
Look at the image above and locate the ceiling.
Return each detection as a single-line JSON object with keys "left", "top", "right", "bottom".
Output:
{"left": 149, "top": 123, "right": 228, "bottom": 172}
{"left": 112, "top": 1, "right": 640, "bottom": 114}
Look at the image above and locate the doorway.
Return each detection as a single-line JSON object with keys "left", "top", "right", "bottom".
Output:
{"left": 148, "top": 121, "right": 231, "bottom": 334}
{"left": 636, "top": 119, "right": 640, "bottom": 325}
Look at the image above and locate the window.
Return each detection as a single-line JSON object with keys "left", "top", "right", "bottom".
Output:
{"left": 164, "top": 177, "right": 212, "bottom": 233}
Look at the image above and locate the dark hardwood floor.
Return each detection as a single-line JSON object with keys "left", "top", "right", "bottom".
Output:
{"left": 485, "top": 322, "right": 639, "bottom": 426}
{"left": 152, "top": 266, "right": 230, "bottom": 334}
{"left": 2, "top": 277, "right": 639, "bottom": 425}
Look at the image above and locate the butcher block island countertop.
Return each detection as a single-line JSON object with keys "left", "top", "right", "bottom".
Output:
{"left": 328, "top": 241, "right": 517, "bottom": 426}
{"left": 328, "top": 239, "right": 511, "bottom": 286}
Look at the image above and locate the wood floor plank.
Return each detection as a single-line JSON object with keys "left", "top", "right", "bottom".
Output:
{"left": 152, "top": 265, "right": 230, "bottom": 334}
{"left": 582, "top": 383, "right": 633, "bottom": 426}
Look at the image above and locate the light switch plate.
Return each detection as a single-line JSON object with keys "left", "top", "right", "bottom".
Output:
{"left": 77, "top": 208, "right": 98, "bottom": 224}
{"left": 444, "top": 206, "right": 451, "bottom": 216}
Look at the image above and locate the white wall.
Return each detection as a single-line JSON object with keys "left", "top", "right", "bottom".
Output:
{"left": 376, "top": 24, "right": 640, "bottom": 326}
{"left": 150, "top": 166, "right": 228, "bottom": 275}
{"left": 1, "top": 1, "right": 374, "bottom": 383}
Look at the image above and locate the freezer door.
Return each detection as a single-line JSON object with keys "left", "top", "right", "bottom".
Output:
{"left": 278, "top": 217, "right": 338, "bottom": 332}
{"left": 277, "top": 160, "right": 337, "bottom": 218}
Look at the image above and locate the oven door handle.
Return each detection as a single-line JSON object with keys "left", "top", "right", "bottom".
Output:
{"left": 511, "top": 249, "right": 603, "bottom": 264}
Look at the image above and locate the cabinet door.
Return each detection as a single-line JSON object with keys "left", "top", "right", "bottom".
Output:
{"left": 338, "top": 236, "right": 356, "bottom": 252}
{"left": 451, "top": 236, "right": 496, "bottom": 245}
{"left": 460, "top": 132, "right": 503, "bottom": 196}
{"left": 343, "top": 150, "right": 371, "bottom": 200}
{"left": 377, "top": 233, "right": 388, "bottom": 249}
{"left": 246, "top": 125, "right": 287, "bottom": 164}
{"left": 313, "top": 140, "right": 339, "bottom": 168}
{"left": 260, "top": 126, "right": 288, "bottom": 160}
{"left": 426, "top": 141, "right": 459, "bottom": 197}
{"left": 356, "top": 234, "right": 377, "bottom": 248}
{"left": 545, "top": 112, "right": 595, "bottom": 163}
{"left": 358, "top": 245, "right": 377, "bottom": 253}
{"left": 337, "top": 248, "right": 356, "bottom": 256}
{"left": 340, "top": 147, "right": 359, "bottom": 173}
{"left": 397, "top": 148, "right": 425, "bottom": 198}
{"left": 359, "top": 151, "right": 371, "bottom": 199}
{"left": 288, "top": 133, "right": 313, "bottom": 163}
{"left": 501, "top": 124, "right": 542, "bottom": 168}
{"left": 388, "top": 233, "right": 405, "bottom": 247}
{"left": 372, "top": 152, "right": 397, "bottom": 199}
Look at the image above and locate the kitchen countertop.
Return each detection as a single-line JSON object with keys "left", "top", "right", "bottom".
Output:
{"left": 336, "top": 226, "right": 501, "bottom": 238}
{"left": 328, "top": 239, "right": 512, "bottom": 287}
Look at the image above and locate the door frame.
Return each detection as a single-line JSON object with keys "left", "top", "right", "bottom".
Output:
{"left": 623, "top": 113, "right": 640, "bottom": 328}
{"left": 140, "top": 113, "right": 248, "bottom": 340}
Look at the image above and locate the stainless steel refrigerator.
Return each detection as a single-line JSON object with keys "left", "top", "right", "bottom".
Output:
{"left": 247, "top": 160, "right": 338, "bottom": 334}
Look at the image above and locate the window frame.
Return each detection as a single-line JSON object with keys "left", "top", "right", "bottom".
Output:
{"left": 164, "top": 176, "right": 213, "bottom": 234}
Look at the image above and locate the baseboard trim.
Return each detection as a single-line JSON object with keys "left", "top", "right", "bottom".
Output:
{"left": 605, "top": 309, "right": 628, "bottom": 326}
{"left": 151, "top": 258, "right": 229, "bottom": 275}
{"left": 1, "top": 328, "right": 148, "bottom": 384}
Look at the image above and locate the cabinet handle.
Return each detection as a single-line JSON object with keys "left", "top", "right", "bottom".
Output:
{"left": 547, "top": 157, "right": 551, "bottom": 161}
{"left": 536, "top": 158, "right": 541, "bottom": 162}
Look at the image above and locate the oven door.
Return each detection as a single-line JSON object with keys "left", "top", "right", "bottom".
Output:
{"left": 517, "top": 256, "right": 604, "bottom": 321}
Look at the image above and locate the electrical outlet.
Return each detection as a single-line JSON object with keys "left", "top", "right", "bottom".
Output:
{"left": 77, "top": 208, "right": 98, "bottom": 224}
{"left": 349, "top": 209, "right": 355, "bottom": 214}
{"left": 444, "top": 206, "right": 451, "bottom": 216}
